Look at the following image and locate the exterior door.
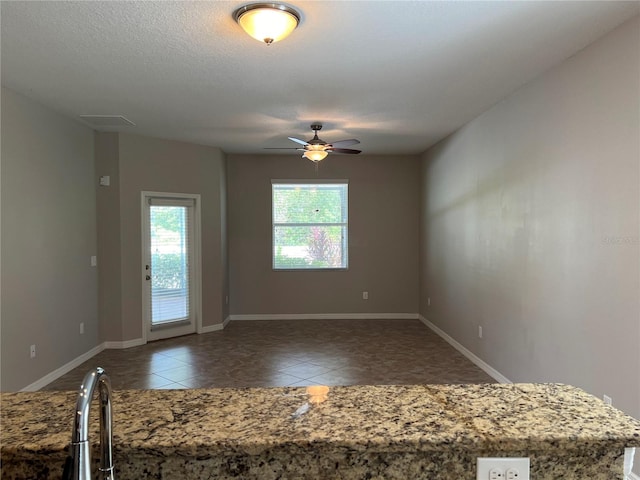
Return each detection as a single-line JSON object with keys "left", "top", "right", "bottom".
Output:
{"left": 142, "top": 193, "right": 200, "bottom": 341}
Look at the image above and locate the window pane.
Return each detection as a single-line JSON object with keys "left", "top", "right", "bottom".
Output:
{"left": 150, "top": 206, "right": 190, "bottom": 324}
{"left": 273, "top": 184, "right": 346, "bottom": 224}
{"left": 274, "top": 225, "right": 346, "bottom": 269}
{"left": 272, "top": 182, "right": 348, "bottom": 270}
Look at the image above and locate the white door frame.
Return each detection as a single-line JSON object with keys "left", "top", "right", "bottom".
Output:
{"left": 141, "top": 191, "right": 203, "bottom": 343}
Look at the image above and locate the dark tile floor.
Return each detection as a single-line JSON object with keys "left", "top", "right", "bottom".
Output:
{"left": 42, "top": 319, "right": 495, "bottom": 391}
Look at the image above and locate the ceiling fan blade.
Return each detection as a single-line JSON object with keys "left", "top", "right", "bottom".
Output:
{"left": 288, "top": 136, "right": 309, "bottom": 146}
{"left": 328, "top": 139, "right": 360, "bottom": 148}
{"left": 327, "top": 148, "right": 362, "bottom": 154}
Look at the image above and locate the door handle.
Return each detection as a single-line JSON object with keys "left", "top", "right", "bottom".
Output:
{"left": 145, "top": 275, "right": 151, "bottom": 281}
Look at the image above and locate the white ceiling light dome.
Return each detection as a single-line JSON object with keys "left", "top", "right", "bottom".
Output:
{"left": 234, "top": 3, "right": 301, "bottom": 45}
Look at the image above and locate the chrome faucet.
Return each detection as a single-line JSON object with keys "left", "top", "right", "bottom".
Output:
{"left": 63, "top": 367, "right": 116, "bottom": 480}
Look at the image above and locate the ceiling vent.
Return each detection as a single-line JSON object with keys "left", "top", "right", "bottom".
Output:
{"left": 79, "top": 115, "right": 136, "bottom": 128}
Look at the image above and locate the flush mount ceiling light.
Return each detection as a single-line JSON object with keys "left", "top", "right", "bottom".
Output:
{"left": 233, "top": 3, "right": 300, "bottom": 45}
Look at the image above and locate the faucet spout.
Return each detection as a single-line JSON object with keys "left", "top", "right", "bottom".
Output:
{"left": 65, "top": 367, "right": 115, "bottom": 480}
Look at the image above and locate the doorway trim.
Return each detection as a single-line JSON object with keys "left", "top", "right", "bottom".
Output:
{"left": 140, "top": 191, "right": 203, "bottom": 343}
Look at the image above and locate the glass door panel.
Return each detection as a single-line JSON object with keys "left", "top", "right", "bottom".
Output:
{"left": 143, "top": 195, "right": 197, "bottom": 342}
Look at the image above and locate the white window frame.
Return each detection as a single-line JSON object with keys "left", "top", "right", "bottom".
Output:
{"left": 271, "top": 179, "right": 349, "bottom": 271}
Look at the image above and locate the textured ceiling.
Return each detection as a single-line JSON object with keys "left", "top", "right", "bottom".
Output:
{"left": 1, "top": 1, "right": 638, "bottom": 155}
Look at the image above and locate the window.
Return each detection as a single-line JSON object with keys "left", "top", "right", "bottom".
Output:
{"left": 272, "top": 181, "right": 348, "bottom": 270}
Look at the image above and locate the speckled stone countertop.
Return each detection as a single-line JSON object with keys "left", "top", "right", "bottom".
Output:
{"left": 1, "top": 383, "right": 639, "bottom": 479}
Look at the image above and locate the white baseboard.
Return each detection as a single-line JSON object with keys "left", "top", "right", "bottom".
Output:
{"left": 200, "top": 316, "right": 231, "bottom": 333}
{"left": 103, "top": 338, "right": 145, "bottom": 349}
{"left": 21, "top": 343, "right": 106, "bottom": 392}
{"left": 229, "top": 313, "right": 419, "bottom": 321}
{"left": 200, "top": 322, "right": 222, "bottom": 333}
{"left": 418, "top": 315, "right": 511, "bottom": 384}
{"left": 200, "top": 323, "right": 223, "bottom": 333}
{"left": 628, "top": 472, "right": 639, "bottom": 480}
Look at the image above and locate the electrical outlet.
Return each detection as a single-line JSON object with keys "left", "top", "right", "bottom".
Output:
{"left": 506, "top": 468, "right": 523, "bottom": 479}
{"left": 362, "top": 291, "right": 368, "bottom": 300}
{"left": 478, "top": 458, "right": 529, "bottom": 480}
{"left": 603, "top": 394, "right": 612, "bottom": 405}
{"left": 478, "top": 326, "right": 483, "bottom": 338}
{"left": 427, "top": 297, "right": 431, "bottom": 306}
{"left": 30, "top": 344, "right": 36, "bottom": 359}
{"left": 225, "top": 295, "right": 229, "bottom": 305}
{"left": 489, "top": 469, "right": 503, "bottom": 480}
{"left": 80, "top": 322, "right": 85, "bottom": 335}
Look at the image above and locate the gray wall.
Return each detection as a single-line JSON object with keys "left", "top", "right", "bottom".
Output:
{"left": 227, "top": 154, "right": 420, "bottom": 316}
{"left": 1, "top": 87, "right": 98, "bottom": 391}
{"left": 95, "top": 133, "right": 123, "bottom": 342}
{"left": 96, "top": 133, "right": 228, "bottom": 342}
{"left": 420, "top": 17, "right": 639, "bottom": 418}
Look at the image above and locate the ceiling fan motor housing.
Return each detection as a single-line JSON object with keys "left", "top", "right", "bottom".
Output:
{"left": 308, "top": 123, "right": 326, "bottom": 145}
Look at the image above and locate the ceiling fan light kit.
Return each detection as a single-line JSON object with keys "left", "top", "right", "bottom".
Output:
{"left": 233, "top": 3, "right": 300, "bottom": 45}
{"left": 303, "top": 149, "right": 329, "bottom": 162}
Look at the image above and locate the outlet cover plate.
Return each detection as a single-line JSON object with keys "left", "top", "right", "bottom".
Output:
{"left": 477, "top": 457, "right": 530, "bottom": 480}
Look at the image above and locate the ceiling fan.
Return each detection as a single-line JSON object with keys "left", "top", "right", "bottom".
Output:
{"left": 267, "top": 124, "right": 361, "bottom": 162}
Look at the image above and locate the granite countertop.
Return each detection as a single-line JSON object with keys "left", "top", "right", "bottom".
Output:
{"left": 1, "top": 383, "right": 639, "bottom": 479}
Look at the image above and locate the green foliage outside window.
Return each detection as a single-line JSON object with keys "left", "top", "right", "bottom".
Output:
{"left": 150, "top": 205, "right": 188, "bottom": 289}
{"left": 151, "top": 253, "right": 186, "bottom": 289}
